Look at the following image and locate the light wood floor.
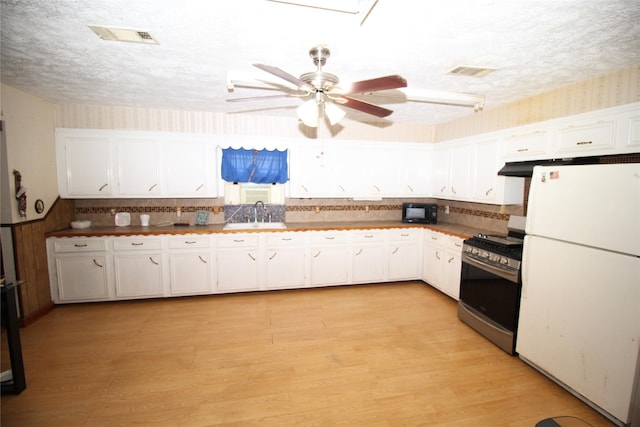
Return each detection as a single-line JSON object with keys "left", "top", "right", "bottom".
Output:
{"left": 2, "top": 282, "right": 614, "bottom": 426}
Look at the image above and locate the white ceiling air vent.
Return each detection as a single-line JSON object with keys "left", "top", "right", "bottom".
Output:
{"left": 447, "top": 65, "right": 496, "bottom": 77}
{"left": 88, "top": 25, "right": 159, "bottom": 44}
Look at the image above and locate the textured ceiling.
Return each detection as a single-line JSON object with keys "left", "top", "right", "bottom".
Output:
{"left": 1, "top": 0, "right": 639, "bottom": 127}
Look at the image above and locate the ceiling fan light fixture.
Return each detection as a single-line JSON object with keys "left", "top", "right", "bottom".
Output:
{"left": 297, "top": 99, "right": 319, "bottom": 127}
{"left": 324, "top": 102, "right": 346, "bottom": 126}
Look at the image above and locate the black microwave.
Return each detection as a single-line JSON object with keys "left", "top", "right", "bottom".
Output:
{"left": 402, "top": 203, "right": 438, "bottom": 224}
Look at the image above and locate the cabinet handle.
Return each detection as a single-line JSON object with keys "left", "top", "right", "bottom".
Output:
{"left": 355, "top": 249, "right": 363, "bottom": 256}
{"left": 451, "top": 187, "right": 457, "bottom": 195}
{"left": 373, "top": 185, "right": 380, "bottom": 192}
{"left": 198, "top": 256, "right": 207, "bottom": 264}
{"left": 338, "top": 185, "right": 345, "bottom": 192}
{"left": 440, "top": 186, "right": 446, "bottom": 192}
{"left": 269, "top": 252, "right": 278, "bottom": 260}
{"left": 185, "top": 241, "right": 196, "bottom": 244}
{"left": 149, "top": 257, "right": 159, "bottom": 265}
{"left": 407, "top": 185, "right": 414, "bottom": 192}
{"left": 364, "top": 235, "right": 373, "bottom": 238}
{"left": 448, "top": 257, "right": 455, "bottom": 263}
{"left": 516, "top": 148, "right": 528, "bottom": 152}
{"left": 93, "top": 259, "right": 103, "bottom": 268}
{"left": 301, "top": 185, "right": 308, "bottom": 192}
{"left": 325, "top": 237, "right": 335, "bottom": 240}
{"left": 436, "top": 252, "right": 441, "bottom": 260}
{"left": 576, "top": 141, "right": 593, "bottom": 145}
{"left": 281, "top": 238, "right": 292, "bottom": 241}
{"left": 131, "top": 242, "right": 144, "bottom": 246}
{"left": 74, "top": 243, "right": 88, "bottom": 248}
{"left": 196, "top": 184, "right": 204, "bottom": 191}
{"left": 431, "top": 236, "right": 438, "bottom": 240}
{"left": 247, "top": 253, "right": 256, "bottom": 261}
{"left": 99, "top": 184, "right": 108, "bottom": 192}
{"left": 148, "top": 183, "right": 158, "bottom": 192}
{"left": 233, "top": 239, "right": 244, "bottom": 243}
{"left": 485, "top": 187, "right": 493, "bottom": 196}
{"left": 313, "top": 250, "right": 322, "bottom": 258}
{"left": 392, "top": 247, "right": 399, "bottom": 255}
{"left": 455, "top": 242, "right": 462, "bottom": 247}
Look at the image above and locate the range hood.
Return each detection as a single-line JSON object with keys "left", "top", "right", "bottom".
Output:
{"left": 498, "top": 157, "right": 600, "bottom": 177}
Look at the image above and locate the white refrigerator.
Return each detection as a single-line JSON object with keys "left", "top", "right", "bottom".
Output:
{"left": 517, "top": 163, "right": 640, "bottom": 426}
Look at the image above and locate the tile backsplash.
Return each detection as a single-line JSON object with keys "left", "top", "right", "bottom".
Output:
{"left": 73, "top": 197, "right": 524, "bottom": 234}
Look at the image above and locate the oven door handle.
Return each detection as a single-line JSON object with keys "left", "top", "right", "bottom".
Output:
{"left": 462, "top": 253, "right": 519, "bottom": 283}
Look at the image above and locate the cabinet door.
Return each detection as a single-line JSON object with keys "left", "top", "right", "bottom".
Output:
{"left": 217, "top": 249, "right": 259, "bottom": 292}
{"left": 310, "top": 245, "right": 349, "bottom": 286}
{"left": 432, "top": 147, "right": 449, "bottom": 197}
{"left": 503, "top": 130, "right": 550, "bottom": 161}
{"left": 169, "top": 252, "right": 213, "bottom": 295}
{"left": 61, "top": 136, "right": 113, "bottom": 197}
{"left": 352, "top": 244, "right": 386, "bottom": 284}
{"left": 288, "top": 144, "right": 336, "bottom": 197}
{"left": 265, "top": 246, "right": 306, "bottom": 289}
{"left": 422, "top": 232, "right": 444, "bottom": 288}
{"left": 114, "top": 253, "right": 164, "bottom": 298}
{"left": 555, "top": 120, "right": 616, "bottom": 155}
{"left": 116, "top": 138, "right": 162, "bottom": 196}
{"left": 448, "top": 144, "right": 472, "bottom": 199}
{"left": 443, "top": 246, "right": 462, "bottom": 300}
{"left": 165, "top": 139, "right": 216, "bottom": 197}
{"left": 388, "top": 241, "right": 421, "bottom": 281}
{"left": 55, "top": 256, "right": 110, "bottom": 301}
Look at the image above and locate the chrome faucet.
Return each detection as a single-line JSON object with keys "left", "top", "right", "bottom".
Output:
{"left": 254, "top": 200, "right": 264, "bottom": 223}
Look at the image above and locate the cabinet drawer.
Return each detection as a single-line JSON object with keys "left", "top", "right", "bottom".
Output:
{"left": 168, "top": 236, "right": 210, "bottom": 249}
{"left": 113, "top": 238, "right": 162, "bottom": 251}
{"left": 217, "top": 234, "right": 259, "bottom": 248}
{"left": 54, "top": 238, "right": 106, "bottom": 253}
{"left": 310, "top": 232, "right": 349, "bottom": 245}
{"left": 446, "top": 236, "right": 464, "bottom": 253}
{"left": 352, "top": 230, "right": 386, "bottom": 243}
{"left": 389, "top": 229, "right": 420, "bottom": 241}
{"left": 556, "top": 120, "right": 615, "bottom": 153}
{"left": 265, "top": 232, "right": 306, "bottom": 246}
{"left": 424, "top": 230, "right": 444, "bottom": 244}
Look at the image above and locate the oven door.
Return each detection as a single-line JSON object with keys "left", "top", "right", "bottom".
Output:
{"left": 457, "top": 252, "right": 522, "bottom": 354}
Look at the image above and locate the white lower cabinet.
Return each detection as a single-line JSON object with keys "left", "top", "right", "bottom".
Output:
{"left": 168, "top": 235, "right": 214, "bottom": 295}
{"left": 309, "top": 231, "right": 349, "bottom": 287}
{"left": 351, "top": 230, "right": 387, "bottom": 284}
{"left": 216, "top": 234, "right": 260, "bottom": 292}
{"left": 422, "top": 231, "right": 463, "bottom": 300}
{"left": 47, "top": 226, "right": 453, "bottom": 303}
{"left": 113, "top": 237, "right": 164, "bottom": 299}
{"left": 264, "top": 232, "right": 307, "bottom": 290}
{"left": 49, "top": 238, "right": 111, "bottom": 302}
{"left": 388, "top": 229, "right": 421, "bottom": 281}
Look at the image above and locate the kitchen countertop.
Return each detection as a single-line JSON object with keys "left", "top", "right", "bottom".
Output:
{"left": 46, "top": 221, "right": 489, "bottom": 240}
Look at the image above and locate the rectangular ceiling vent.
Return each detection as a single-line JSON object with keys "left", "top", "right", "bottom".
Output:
{"left": 447, "top": 65, "right": 496, "bottom": 77}
{"left": 88, "top": 25, "right": 159, "bottom": 45}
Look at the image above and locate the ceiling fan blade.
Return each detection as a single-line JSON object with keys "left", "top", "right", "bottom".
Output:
{"left": 335, "top": 96, "right": 394, "bottom": 118}
{"left": 253, "top": 64, "right": 314, "bottom": 92}
{"left": 337, "top": 75, "right": 407, "bottom": 95}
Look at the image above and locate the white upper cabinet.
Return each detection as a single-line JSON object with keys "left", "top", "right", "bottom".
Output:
{"left": 57, "top": 135, "right": 114, "bottom": 197}
{"left": 116, "top": 137, "right": 162, "bottom": 196}
{"left": 288, "top": 143, "right": 337, "bottom": 198}
{"left": 503, "top": 130, "right": 552, "bottom": 162}
{"left": 164, "top": 138, "right": 217, "bottom": 197}
{"left": 56, "top": 129, "right": 218, "bottom": 198}
{"left": 472, "top": 139, "right": 524, "bottom": 205}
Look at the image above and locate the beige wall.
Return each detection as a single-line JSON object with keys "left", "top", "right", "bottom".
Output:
{"left": 435, "top": 64, "right": 640, "bottom": 141}
{"left": 1, "top": 84, "right": 57, "bottom": 223}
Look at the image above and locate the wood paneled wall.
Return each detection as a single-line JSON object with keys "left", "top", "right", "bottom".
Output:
{"left": 9, "top": 198, "right": 74, "bottom": 324}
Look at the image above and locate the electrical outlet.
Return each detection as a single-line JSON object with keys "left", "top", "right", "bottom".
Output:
{"left": 176, "top": 206, "right": 182, "bottom": 218}
{"left": 445, "top": 206, "right": 450, "bottom": 214}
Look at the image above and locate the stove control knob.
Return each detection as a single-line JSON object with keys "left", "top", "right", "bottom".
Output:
{"left": 471, "top": 248, "right": 479, "bottom": 255}
{"left": 499, "top": 257, "right": 509, "bottom": 265}
{"left": 480, "top": 250, "right": 490, "bottom": 258}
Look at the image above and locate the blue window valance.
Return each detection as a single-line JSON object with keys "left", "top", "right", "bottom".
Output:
{"left": 221, "top": 148, "right": 289, "bottom": 184}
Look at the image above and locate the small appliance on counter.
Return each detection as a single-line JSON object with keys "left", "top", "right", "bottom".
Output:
{"left": 114, "top": 212, "right": 131, "bottom": 226}
{"left": 401, "top": 202, "right": 437, "bottom": 224}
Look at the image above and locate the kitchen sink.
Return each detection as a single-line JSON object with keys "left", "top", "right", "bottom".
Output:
{"left": 223, "top": 222, "right": 287, "bottom": 230}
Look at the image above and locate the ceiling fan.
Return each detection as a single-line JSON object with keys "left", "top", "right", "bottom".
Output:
{"left": 227, "top": 45, "right": 408, "bottom": 127}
